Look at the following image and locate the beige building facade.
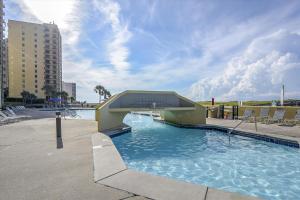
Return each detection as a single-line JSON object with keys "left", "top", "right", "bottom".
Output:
{"left": 2, "top": 38, "right": 8, "bottom": 90}
{"left": 8, "top": 20, "right": 62, "bottom": 99}
{"left": 0, "top": 0, "right": 4, "bottom": 107}
{"left": 62, "top": 81, "right": 76, "bottom": 101}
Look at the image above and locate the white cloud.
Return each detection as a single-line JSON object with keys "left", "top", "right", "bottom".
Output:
{"left": 92, "top": 0, "right": 132, "bottom": 71}
{"left": 8, "top": 0, "right": 300, "bottom": 102}
{"left": 190, "top": 30, "right": 300, "bottom": 101}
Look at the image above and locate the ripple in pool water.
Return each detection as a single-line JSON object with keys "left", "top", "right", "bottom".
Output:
{"left": 112, "top": 114, "right": 300, "bottom": 200}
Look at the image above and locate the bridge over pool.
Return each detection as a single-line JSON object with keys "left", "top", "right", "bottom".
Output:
{"left": 95, "top": 90, "right": 206, "bottom": 132}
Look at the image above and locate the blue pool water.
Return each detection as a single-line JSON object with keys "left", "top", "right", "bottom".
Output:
{"left": 73, "top": 109, "right": 95, "bottom": 120}
{"left": 112, "top": 114, "right": 300, "bottom": 200}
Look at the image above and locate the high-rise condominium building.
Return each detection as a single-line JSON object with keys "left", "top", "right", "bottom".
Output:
{"left": 0, "top": 0, "right": 4, "bottom": 108}
{"left": 62, "top": 81, "right": 76, "bottom": 101}
{"left": 2, "top": 38, "right": 8, "bottom": 91}
{"left": 8, "top": 20, "right": 62, "bottom": 99}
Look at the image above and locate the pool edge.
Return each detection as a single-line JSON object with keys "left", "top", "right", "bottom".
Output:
{"left": 154, "top": 119, "right": 300, "bottom": 148}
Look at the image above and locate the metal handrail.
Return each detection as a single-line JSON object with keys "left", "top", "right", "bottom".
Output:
{"left": 227, "top": 115, "right": 257, "bottom": 143}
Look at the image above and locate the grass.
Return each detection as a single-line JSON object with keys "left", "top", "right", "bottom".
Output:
{"left": 198, "top": 101, "right": 272, "bottom": 106}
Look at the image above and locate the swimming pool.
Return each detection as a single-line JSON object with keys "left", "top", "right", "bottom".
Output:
{"left": 72, "top": 109, "right": 95, "bottom": 120}
{"left": 112, "top": 114, "right": 300, "bottom": 200}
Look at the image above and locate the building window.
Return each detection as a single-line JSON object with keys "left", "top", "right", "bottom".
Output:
{"left": 34, "top": 33, "right": 37, "bottom": 36}
{"left": 35, "top": 85, "right": 38, "bottom": 88}
{"left": 35, "top": 54, "right": 37, "bottom": 58}
{"left": 22, "top": 37, "right": 25, "bottom": 41}
{"left": 34, "top": 39, "right": 37, "bottom": 42}
{"left": 22, "top": 53, "right": 25, "bottom": 57}
{"left": 35, "top": 70, "right": 37, "bottom": 73}
{"left": 22, "top": 69, "right": 25, "bottom": 73}
{"left": 34, "top": 44, "right": 37, "bottom": 48}
{"left": 35, "top": 80, "right": 38, "bottom": 83}
{"left": 35, "top": 75, "right": 37, "bottom": 78}
{"left": 35, "top": 65, "right": 37, "bottom": 68}
{"left": 22, "top": 64, "right": 25, "bottom": 67}
{"left": 22, "top": 43, "right": 25, "bottom": 47}
{"left": 22, "top": 32, "right": 25, "bottom": 35}
{"left": 35, "top": 90, "right": 38, "bottom": 93}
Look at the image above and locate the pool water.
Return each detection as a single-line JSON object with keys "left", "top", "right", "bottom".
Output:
{"left": 72, "top": 109, "right": 95, "bottom": 120}
{"left": 112, "top": 114, "right": 300, "bottom": 200}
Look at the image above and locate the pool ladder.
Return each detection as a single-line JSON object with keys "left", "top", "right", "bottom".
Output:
{"left": 227, "top": 116, "right": 257, "bottom": 144}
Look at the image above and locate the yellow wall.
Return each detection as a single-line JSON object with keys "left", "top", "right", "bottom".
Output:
{"left": 162, "top": 104, "right": 206, "bottom": 125}
{"left": 238, "top": 106, "right": 300, "bottom": 120}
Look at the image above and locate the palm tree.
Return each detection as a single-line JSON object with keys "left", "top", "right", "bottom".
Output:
{"left": 20, "top": 91, "right": 31, "bottom": 104}
{"left": 59, "top": 91, "right": 69, "bottom": 104}
{"left": 28, "top": 93, "right": 37, "bottom": 104}
{"left": 94, "top": 85, "right": 105, "bottom": 103}
{"left": 70, "top": 96, "right": 75, "bottom": 103}
{"left": 42, "top": 85, "right": 56, "bottom": 100}
{"left": 104, "top": 89, "right": 111, "bottom": 99}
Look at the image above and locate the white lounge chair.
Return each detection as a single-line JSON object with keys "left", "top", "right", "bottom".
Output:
{"left": 264, "top": 109, "right": 285, "bottom": 124}
{"left": 7, "top": 107, "right": 31, "bottom": 118}
{"left": 281, "top": 109, "right": 300, "bottom": 126}
{"left": 237, "top": 109, "right": 254, "bottom": 120}
{"left": 249, "top": 107, "right": 269, "bottom": 122}
{"left": 0, "top": 111, "right": 18, "bottom": 120}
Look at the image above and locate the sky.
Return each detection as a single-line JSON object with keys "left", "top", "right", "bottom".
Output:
{"left": 5, "top": 0, "right": 300, "bottom": 102}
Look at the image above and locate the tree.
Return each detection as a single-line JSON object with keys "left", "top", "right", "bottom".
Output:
{"left": 70, "top": 96, "right": 75, "bottom": 103}
{"left": 107, "top": 90, "right": 111, "bottom": 98}
{"left": 104, "top": 89, "right": 111, "bottom": 99}
{"left": 28, "top": 93, "right": 37, "bottom": 104}
{"left": 42, "top": 85, "right": 57, "bottom": 100}
{"left": 59, "top": 91, "right": 69, "bottom": 104}
{"left": 20, "top": 91, "right": 31, "bottom": 104}
{"left": 94, "top": 85, "right": 105, "bottom": 103}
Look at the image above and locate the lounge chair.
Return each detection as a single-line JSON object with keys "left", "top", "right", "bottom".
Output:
{"left": 0, "top": 111, "right": 18, "bottom": 120}
{"left": 264, "top": 109, "right": 285, "bottom": 124}
{"left": 6, "top": 107, "right": 31, "bottom": 118}
{"left": 0, "top": 110, "right": 30, "bottom": 121}
{"left": 249, "top": 108, "right": 269, "bottom": 122}
{"left": 281, "top": 109, "right": 300, "bottom": 126}
{"left": 237, "top": 109, "right": 254, "bottom": 120}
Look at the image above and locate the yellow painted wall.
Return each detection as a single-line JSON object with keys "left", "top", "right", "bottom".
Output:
{"left": 162, "top": 104, "right": 206, "bottom": 125}
{"left": 238, "top": 106, "right": 300, "bottom": 120}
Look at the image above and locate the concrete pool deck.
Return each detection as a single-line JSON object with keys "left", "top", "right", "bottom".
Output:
{"left": 206, "top": 118, "right": 300, "bottom": 145}
{"left": 0, "top": 118, "right": 145, "bottom": 200}
{"left": 2, "top": 115, "right": 299, "bottom": 199}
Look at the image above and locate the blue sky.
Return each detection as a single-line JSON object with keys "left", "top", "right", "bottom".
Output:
{"left": 5, "top": 0, "right": 300, "bottom": 102}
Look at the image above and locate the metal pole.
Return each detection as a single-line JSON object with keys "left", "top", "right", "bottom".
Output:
{"left": 254, "top": 115, "right": 258, "bottom": 132}
{"left": 56, "top": 112, "right": 61, "bottom": 138}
